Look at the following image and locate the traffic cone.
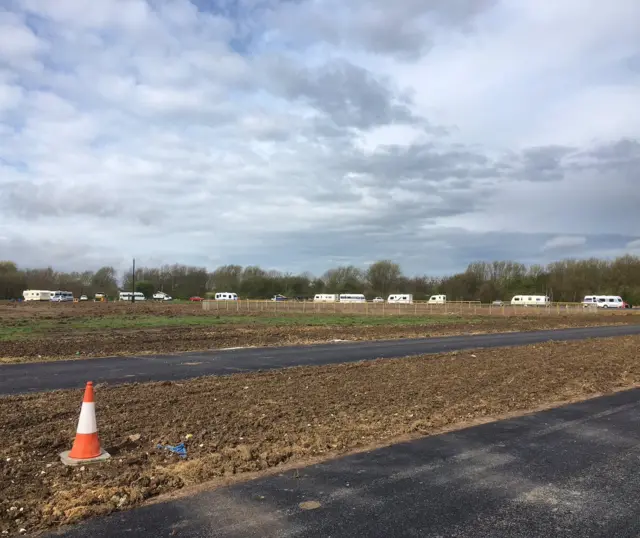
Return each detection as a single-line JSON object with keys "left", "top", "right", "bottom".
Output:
{"left": 60, "top": 381, "right": 110, "bottom": 466}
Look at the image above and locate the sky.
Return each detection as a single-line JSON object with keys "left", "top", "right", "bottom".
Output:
{"left": 0, "top": 0, "right": 639, "bottom": 277}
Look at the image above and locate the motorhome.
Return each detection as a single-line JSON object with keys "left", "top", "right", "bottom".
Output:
{"left": 50, "top": 291, "right": 74, "bottom": 302}
{"left": 313, "top": 294, "right": 338, "bottom": 302}
{"left": 118, "top": 291, "right": 146, "bottom": 301}
{"left": 510, "top": 295, "right": 549, "bottom": 306}
{"left": 22, "top": 290, "right": 52, "bottom": 301}
{"left": 215, "top": 292, "right": 238, "bottom": 301}
{"left": 387, "top": 294, "right": 413, "bottom": 304}
{"left": 338, "top": 293, "right": 366, "bottom": 303}
{"left": 427, "top": 295, "right": 447, "bottom": 305}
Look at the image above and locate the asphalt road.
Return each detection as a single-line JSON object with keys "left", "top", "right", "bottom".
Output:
{"left": 49, "top": 387, "right": 640, "bottom": 537}
{"left": 2, "top": 324, "right": 640, "bottom": 396}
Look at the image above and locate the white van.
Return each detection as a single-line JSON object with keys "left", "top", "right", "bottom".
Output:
{"left": 313, "top": 294, "right": 338, "bottom": 302}
{"left": 215, "top": 292, "right": 238, "bottom": 301}
{"left": 153, "top": 291, "right": 172, "bottom": 301}
{"left": 387, "top": 294, "right": 413, "bottom": 304}
{"left": 428, "top": 295, "right": 446, "bottom": 304}
{"left": 595, "top": 295, "right": 624, "bottom": 309}
{"left": 582, "top": 295, "right": 597, "bottom": 307}
{"left": 119, "top": 291, "right": 146, "bottom": 301}
{"left": 22, "top": 290, "right": 52, "bottom": 301}
{"left": 50, "top": 291, "right": 74, "bottom": 302}
{"left": 511, "top": 295, "right": 549, "bottom": 306}
{"left": 338, "top": 293, "right": 366, "bottom": 303}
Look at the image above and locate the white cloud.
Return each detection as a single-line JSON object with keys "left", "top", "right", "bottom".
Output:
{"left": 0, "top": 0, "right": 638, "bottom": 275}
{"left": 543, "top": 236, "right": 587, "bottom": 250}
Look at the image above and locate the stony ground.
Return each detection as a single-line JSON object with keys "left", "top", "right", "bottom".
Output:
{"left": 1, "top": 335, "right": 640, "bottom": 535}
{"left": 1, "top": 302, "right": 637, "bottom": 362}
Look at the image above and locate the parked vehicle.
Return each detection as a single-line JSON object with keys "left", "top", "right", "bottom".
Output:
{"left": 94, "top": 293, "right": 107, "bottom": 302}
{"left": 313, "top": 294, "right": 338, "bottom": 302}
{"left": 50, "top": 291, "right": 74, "bottom": 302}
{"left": 492, "top": 300, "right": 504, "bottom": 306}
{"left": 271, "top": 294, "right": 288, "bottom": 301}
{"left": 22, "top": 289, "right": 52, "bottom": 301}
{"left": 372, "top": 297, "right": 384, "bottom": 303}
{"left": 189, "top": 296, "right": 204, "bottom": 301}
{"left": 338, "top": 293, "right": 366, "bottom": 303}
{"left": 510, "top": 295, "right": 549, "bottom": 306}
{"left": 118, "top": 291, "right": 146, "bottom": 301}
{"left": 387, "top": 294, "right": 413, "bottom": 304}
{"left": 427, "top": 295, "right": 447, "bottom": 305}
{"left": 153, "top": 291, "right": 172, "bottom": 301}
{"left": 214, "top": 292, "right": 237, "bottom": 301}
{"left": 595, "top": 295, "right": 625, "bottom": 309}
{"left": 80, "top": 295, "right": 88, "bottom": 301}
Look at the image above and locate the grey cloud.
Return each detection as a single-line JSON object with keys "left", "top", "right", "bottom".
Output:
{"left": 264, "top": 0, "right": 495, "bottom": 59}
{"left": 516, "top": 145, "right": 575, "bottom": 182}
{"left": 263, "top": 58, "right": 417, "bottom": 129}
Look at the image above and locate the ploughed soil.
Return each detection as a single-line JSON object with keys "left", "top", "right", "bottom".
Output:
{"left": 2, "top": 335, "right": 640, "bottom": 535}
{"left": 1, "top": 301, "right": 638, "bottom": 362}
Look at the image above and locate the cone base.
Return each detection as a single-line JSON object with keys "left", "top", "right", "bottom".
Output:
{"left": 59, "top": 449, "right": 111, "bottom": 466}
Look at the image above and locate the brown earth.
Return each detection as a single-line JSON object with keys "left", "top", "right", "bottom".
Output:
{"left": 0, "top": 315, "right": 637, "bottom": 363}
{"left": 2, "top": 335, "right": 640, "bottom": 535}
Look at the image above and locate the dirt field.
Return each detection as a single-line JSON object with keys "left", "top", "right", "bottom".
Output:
{"left": 2, "top": 335, "right": 640, "bottom": 535}
{"left": 1, "top": 302, "right": 638, "bottom": 363}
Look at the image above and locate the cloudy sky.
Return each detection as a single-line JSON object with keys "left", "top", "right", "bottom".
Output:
{"left": 1, "top": 0, "right": 639, "bottom": 276}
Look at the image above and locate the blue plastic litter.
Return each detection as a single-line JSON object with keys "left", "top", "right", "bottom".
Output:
{"left": 156, "top": 442, "right": 187, "bottom": 458}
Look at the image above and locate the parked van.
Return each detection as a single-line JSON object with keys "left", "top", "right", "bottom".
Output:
{"left": 582, "top": 295, "right": 597, "bottom": 307}
{"left": 22, "top": 289, "right": 52, "bottom": 301}
{"left": 338, "top": 293, "right": 366, "bottom": 303}
{"left": 387, "top": 294, "right": 413, "bottom": 304}
{"left": 427, "top": 295, "right": 446, "bottom": 304}
{"left": 595, "top": 295, "right": 624, "bottom": 309}
{"left": 313, "top": 294, "right": 338, "bottom": 302}
{"left": 510, "top": 295, "right": 549, "bottom": 306}
{"left": 50, "top": 291, "right": 74, "bottom": 302}
{"left": 215, "top": 292, "right": 238, "bottom": 301}
{"left": 153, "top": 291, "right": 172, "bottom": 301}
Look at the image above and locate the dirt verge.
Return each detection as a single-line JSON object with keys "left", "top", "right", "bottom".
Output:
{"left": 1, "top": 315, "right": 636, "bottom": 363}
{"left": 2, "top": 335, "right": 640, "bottom": 535}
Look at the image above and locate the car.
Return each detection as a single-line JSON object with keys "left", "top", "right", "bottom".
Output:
{"left": 492, "top": 300, "right": 504, "bottom": 306}
{"left": 372, "top": 297, "right": 384, "bottom": 303}
{"left": 153, "top": 292, "right": 173, "bottom": 301}
{"left": 80, "top": 295, "right": 88, "bottom": 301}
{"left": 189, "top": 296, "right": 204, "bottom": 302}
{"left": 623, "top": 301, "right": 633, "bottom": 309}
{"left": 271, "top": 294, "right": 288, "bottom": 301}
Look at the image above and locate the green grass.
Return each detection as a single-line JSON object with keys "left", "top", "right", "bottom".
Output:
{"left": 0, "top": 314, "right": 472, "bottom": 341}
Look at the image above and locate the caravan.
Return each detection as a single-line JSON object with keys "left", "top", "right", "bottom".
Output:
{"left": 427, "top": 295, "right": 446, "bottom": 305}
{"left": 50, "top": 291, "right": 74, "bottom": 302}
{"left": 22, "top": 290, "right": 52, "bottom": 301}
{"left": 338, "top": 294, "right": 366, "bottom": 303}
{"left": 511, "top": 295, "right": 549, "bottom": 306}
{"left": 313, "top": 294, "right": 338, "bottom": 302}
{"left": 215, "top": 292, "right": 238, "bottom": 301}
{"left": 387, "top": 294, "right": 413, "bottom": 304}
{"left": 119, "top": 291, "right": 146, "bottom": 301}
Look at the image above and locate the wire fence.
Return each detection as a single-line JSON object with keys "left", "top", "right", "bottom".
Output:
{"left": 201, "top": 300, "right": 638, "bottom": 317}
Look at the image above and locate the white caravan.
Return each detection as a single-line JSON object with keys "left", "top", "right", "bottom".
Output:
{"left": 50, "top": 291, "right": 74, "bottom": 302}
{"left": 510, "top": 295, "right": 549, "bottom": 306}
{"left": 313, "top": 294, "right": 338, "bottom": 302}
{"left": 153, "top": 291, "right": 172, "bottom": 301}
{"left": 387, "top": 294, "right": 413, "bottom": 304}
{"left": 119, "top": 291, "right": 146, "bottom": 301}
{"left": 339, "top": 293, "right": 366, "bottom": 303}
{"left": 215, "top": 292, "right": 238, "bottom": 301}
{"left": 428, "top": 295, "right": 447, "bottom": 304}
{"left": 22, "top": 290, "right": 52, "bottom": 301}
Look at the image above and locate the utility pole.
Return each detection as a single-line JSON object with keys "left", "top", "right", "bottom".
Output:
{"left": 132, "top": 258, "right": 136, "bottom": 303}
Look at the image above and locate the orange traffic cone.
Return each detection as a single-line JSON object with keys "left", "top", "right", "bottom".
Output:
{"left": 60, "top": 381, "right": 111, "bottom": 466}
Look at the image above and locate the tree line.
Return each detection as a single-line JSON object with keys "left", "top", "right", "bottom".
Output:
{"left": 1, "top": 255, "right": 639, "bottom": 304}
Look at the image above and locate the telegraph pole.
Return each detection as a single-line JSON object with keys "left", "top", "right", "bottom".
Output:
{"left": 131, "top": 258, "right": 136, "bottom": 303}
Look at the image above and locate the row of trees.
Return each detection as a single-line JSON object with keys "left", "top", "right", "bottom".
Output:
{"left": 1, "top": 256, "right": 639, "bottom": 303}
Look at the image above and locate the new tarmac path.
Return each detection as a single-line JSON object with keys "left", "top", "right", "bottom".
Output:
{"left": 2, "top": 324, "right": 639, "bottom": 395}
{"left": 49, "top": 386, "right": 640, "bottom": 537}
